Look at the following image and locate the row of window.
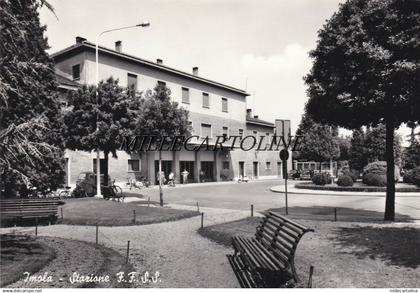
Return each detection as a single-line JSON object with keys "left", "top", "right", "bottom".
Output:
{"left": 198, "top": 123, "right": 271, "bottom": 142}
{"left": 71, "top": 65, "right": 229, "bottom": 113}
{"left": 182, "top": 87, "right": 228, "bottom": 112}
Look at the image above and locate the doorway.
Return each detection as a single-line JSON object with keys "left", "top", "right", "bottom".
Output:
{"left": 239, "top": 161, "right": 245, "bottom": 177}
{"left": 253, "top": 162, "right": 259, "bottom": 179}
{"left": 180, "top": 161, "right": 194, "bottom": 183}
{"left": 200, "top": 161, "right": 214, "bottom": 182}
{"left": 154, "top": 160, "right": 172, "bottom": 184}
{"left": 277, "top": 162, "right": 282, "bottom": 178}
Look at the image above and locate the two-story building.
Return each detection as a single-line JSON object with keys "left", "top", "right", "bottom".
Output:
{"left": 52, "top": 37, "right": 292, "bottom": 185}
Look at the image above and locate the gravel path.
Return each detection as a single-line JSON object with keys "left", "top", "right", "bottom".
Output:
{"left": 3, "top": 205, "right": 250, "bottom": 288}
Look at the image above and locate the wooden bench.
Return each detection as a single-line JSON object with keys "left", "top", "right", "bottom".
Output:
{"left": 0, "top": 198, "right": 64, "bottom": 226}
{"left": 227, "top": 211, "right": 314, "bottom": 288}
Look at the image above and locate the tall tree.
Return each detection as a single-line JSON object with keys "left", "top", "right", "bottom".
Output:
{"left": 63, "top": 78, "right": 140, "bottom": 187}
{"left": 304, "top": 0, "right": 420, "bottom": 221}
{"left": 295, "top": 114, "right": 340, "bottom": 168}
{"left": 135, "top": 83, "right": 190, "bottom": 206}
{"left": 0, "top": 0, "right": 65, "bottom": 197}
{"left": 349, "top": 128, "right": 367, "bottom": 172}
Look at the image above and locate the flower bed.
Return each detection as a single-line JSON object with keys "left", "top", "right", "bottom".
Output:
{"left": 294, "top": 182, "right": 420, "bottom": 192}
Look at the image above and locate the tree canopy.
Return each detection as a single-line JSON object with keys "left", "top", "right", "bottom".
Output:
{"left": 0, "top": 0, "right": 65, "bottom": 197}
{"left": 63, "top": 77, "right": 140, "bottom": 185}
{"left": 135, "top": 83, "right": 190, "bottom": 206}
{"left": 305, "top": 0, "right": 420, "bottom": 128}
{"left": 304, "top": 0, "right": 420, "bottom": 221}
{"left": 295, "top": 114, "right": 340, "bottom": 164}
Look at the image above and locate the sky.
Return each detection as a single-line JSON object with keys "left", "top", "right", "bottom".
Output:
{"left": 39, "top": 0, "right": 412, "bottom": 144}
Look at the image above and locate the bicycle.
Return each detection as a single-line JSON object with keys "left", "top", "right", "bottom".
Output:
{"left": 110, "top": 179, "right": 124, "bottom": 201}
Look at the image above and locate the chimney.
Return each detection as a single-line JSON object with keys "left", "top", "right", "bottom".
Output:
{"left": 246, "top": 109, "right": 252, "bottom": 118}
{"left": 192, "top": 67, "right": 199, "bottom": 76}
{"left": 115, "top": 41, "right": 122, "bottom": 52}
{"left": 156, "top": 59, "right": 163, "bottom": 64}
{"left": 254, "top": 115, "right": 259, "bottom": 119}
{"left": 75, "top": 36, "right": 86, "bottom": 44}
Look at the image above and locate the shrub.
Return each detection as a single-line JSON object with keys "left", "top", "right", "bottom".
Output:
{"left": 337, "top": 175, "right": 354, "bottom": 186}
{"left": 362, "top": 161, "right": 400, "bottom": 186}
{"left": 403, "top": 169, "right": 415, "bottom": 184}
{"left": 413, "top": 167, "right": 420, "bottom": 187}
{"left": 341, "top": 168, "right": 359, "bottom": 182}
{"left": 363, "top": 173, "right": 387, "bottom": 186}
{"left": 312, "top": 172, "right": 331, "bottom": 186}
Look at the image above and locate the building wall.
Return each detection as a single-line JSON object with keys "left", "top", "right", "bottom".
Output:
{"left": 55, "top": 46, "right": 292, "bottom": 186}
{"left": 55, "top": 51, "right": 247, "bottom": 122}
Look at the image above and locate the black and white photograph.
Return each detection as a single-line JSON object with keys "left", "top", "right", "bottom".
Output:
{"left": 0, "top": 0, "right": 419, "bottom": 291}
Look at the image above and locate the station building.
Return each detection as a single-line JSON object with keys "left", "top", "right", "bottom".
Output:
{"left": 52, "top": 37, "right": 292, "bottom": 185}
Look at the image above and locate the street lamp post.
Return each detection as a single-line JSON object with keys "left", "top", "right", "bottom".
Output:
{"left": 94, "top": 21, "right": 150, "bottom": 198}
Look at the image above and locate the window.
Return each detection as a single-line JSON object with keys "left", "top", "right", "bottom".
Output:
{"left": 253, "top": 130, "right": 258, "bottom": 137}
{"left": 182, "top": 87, "right": 190, "bottom": 104}
{"left": 188, "top": 121, "right": 193, "bottom": 133}
{"left": 266, "top": 132, "right": 270, "bottom": 147}
{"left": 72, "top": 64, "right": 80, "bottom": 80}
{"left": 128, "top": 159, "right": 140, "bottom": 172}
{"left": 238, "top": 129, "right": 244, "bottom": 139}
{"left": 127, "top": 73, "right": 137, "bottom": 91}
{"left": 201, "top": 123, "right": 212, "bottom": 138}
{"left": 158, "top": 80, "right": 166, "bottom": 87}
{"left": 222, "top": 127, "right": 228, "bottom": 139}
{"left": 266, "top": 162, "right": 271, "bottom": 170}
{"left": 202, "top": 93, "right": 209, "bottom": 108}
{"left": 223, "top": 161, "right": 230, "bottom": 170}
{"left": 222, "top": 97, "right": 228, "bottom": 112}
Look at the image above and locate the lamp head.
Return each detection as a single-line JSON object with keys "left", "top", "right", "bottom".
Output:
{"left": 137, "top": 21, "right": 150, "bottom": 27}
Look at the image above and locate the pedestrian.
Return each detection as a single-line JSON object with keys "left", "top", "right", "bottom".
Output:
{"left": 169, "top": 171, "right": 175, "bottom": 187}
{"left": 181, "top": 169, "right": 189, "bottom": 184}
{"left": 199, "top": 169, "right": 205, "bottom": 183}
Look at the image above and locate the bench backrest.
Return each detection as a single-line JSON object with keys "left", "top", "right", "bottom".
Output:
{"left": 255, "top": 211, "right": 314, "bottom": 263}
{"left": 0, "top": 199, "right": 63, "bottom": 217}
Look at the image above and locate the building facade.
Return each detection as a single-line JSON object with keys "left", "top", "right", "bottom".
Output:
{"left": 52, "top": 37, "right": 292, "bottom": 185}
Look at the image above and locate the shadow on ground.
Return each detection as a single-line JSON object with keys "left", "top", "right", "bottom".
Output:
{"left": 269, "top": 206, "right": 414, "bottom": 223}
{"left": 334, "top": 226, "right": 420, "bottom": 269}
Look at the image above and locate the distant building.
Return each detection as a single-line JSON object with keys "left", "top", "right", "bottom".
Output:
{"left": 52, "top": 37, "right": 292, "bottom": 185}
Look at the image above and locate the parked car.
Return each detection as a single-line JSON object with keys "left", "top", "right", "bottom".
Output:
{"left": 288, "top": 170, "right": 301, "bottom": 180}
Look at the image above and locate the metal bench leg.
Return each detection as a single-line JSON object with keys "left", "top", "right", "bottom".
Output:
{"left": 290, "top": 258, "right": 300, "bottom": 283}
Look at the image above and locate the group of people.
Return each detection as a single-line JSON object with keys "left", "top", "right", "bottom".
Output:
{"left": 156, "top": 169, "right": 207, "bottom": 186}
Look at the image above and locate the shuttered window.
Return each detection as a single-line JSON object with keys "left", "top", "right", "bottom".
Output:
{"left": 222, "top": 97, "right": 228, "bottom": 112}
{"left": 202, "top": 93, "right": 210, "bottom": 108}
{"left": 182, "top": 87, "right": 190, "bottom": 104}
{"left": 127, "top": 73, "right": 137, "bottom": 91}
{"left": 201, "top": 123, "right": 212, "bottom": 138}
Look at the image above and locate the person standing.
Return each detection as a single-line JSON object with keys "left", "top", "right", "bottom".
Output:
{"left": 181, "top": 169, "right": 189, "bottom": 184}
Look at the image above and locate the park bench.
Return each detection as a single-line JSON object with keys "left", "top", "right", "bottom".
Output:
{"left": 227, "top": 211, "right": 314, "bottom": 288}
{"left": 0, "top": 198, "right": 64, "bottom": 226}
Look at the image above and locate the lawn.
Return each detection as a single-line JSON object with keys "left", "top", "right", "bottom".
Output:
{"left": 58, "top": 198, "right": 199, "bottom": 226}
{"left": 1, "top": 235, "right": 136, "bottom": 288}
{"left": 199, "top": 212, "right": 420, "bottom": 287}
{"left": 0, "top": 234, "right": 56, "bottom": 287}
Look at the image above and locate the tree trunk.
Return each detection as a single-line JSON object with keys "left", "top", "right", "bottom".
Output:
{"left": 104, "top": 151, "right": 109, "bottom": 186}
{"left": 159, "top": 151, "right": 163, "bottom": 207}
{"left": 384, "top": 116, "right": 395, "bottom": 221}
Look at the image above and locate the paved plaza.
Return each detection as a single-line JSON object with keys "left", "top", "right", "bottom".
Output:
{"left": 138, "top": 180, "right": 420, "bottom": 221}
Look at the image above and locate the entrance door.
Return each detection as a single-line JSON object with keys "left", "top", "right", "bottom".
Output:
{"left": 253, "top": 162, "right": 259, "bottom": 179}
{"left": 154, "top": 160, "right": 172, "bottom": 184}
{"left": 277, "top": 162, "right": 282, "bottom": 178}
{"left": 239, "top": 161, "right": 245, "bottom": 177}
{"left": 200, "top": 161, "right": 214, "bottom": 182}
{"left": 180, "top": 161, "right": 194, "bottom": 183}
